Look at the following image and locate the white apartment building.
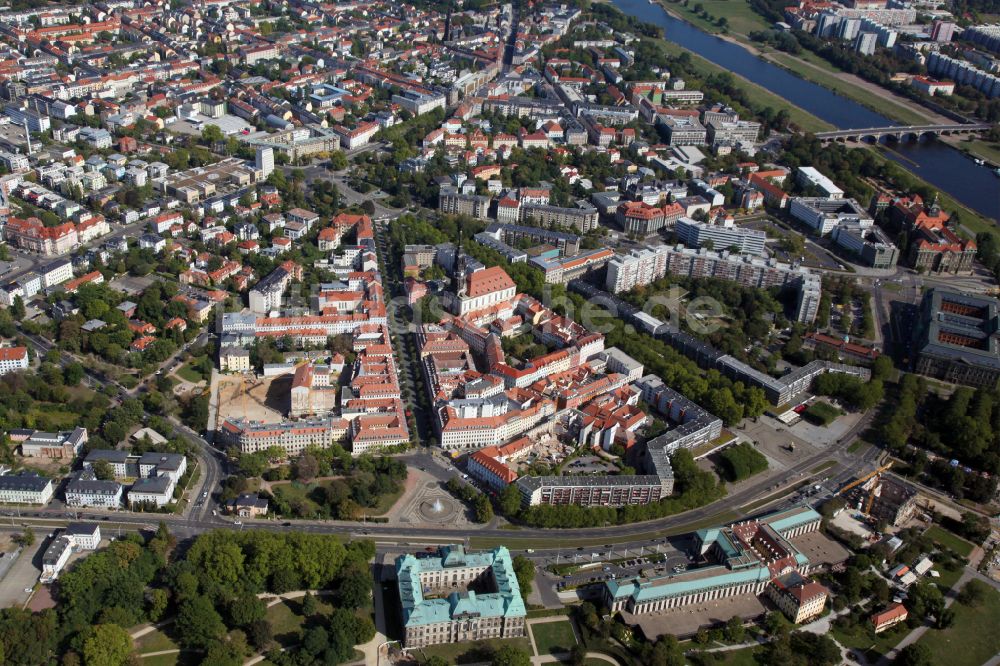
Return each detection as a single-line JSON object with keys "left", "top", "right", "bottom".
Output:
{"left": 65, "top": 472, "right": 123, "bottom": 508}
{"left": 138, "top": 452, "right": 187, "bottom": 484}
{"left": 436, "top": 398, "right": 556, "bottom": 450}
{"left": 39, "top": 259, "right": 73, "bottom": 288}
{"left": 605, "top": 245, "right": 669, "bottom": 293}
{"left": 127, "top": 476, "right": 175, "bottom": 507}
{"left": 0, "top": 472, "right": 54, "bottom": 504}
{"left": 0, "top": 347, "right": 29, "bottom": 375}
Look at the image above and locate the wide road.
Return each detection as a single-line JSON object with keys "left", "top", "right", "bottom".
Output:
{"left": 11, "top": 406, "right": 878, "bottom": 552}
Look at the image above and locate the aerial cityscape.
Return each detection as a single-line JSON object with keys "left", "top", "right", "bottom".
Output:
{"left": 0, "top": 0, "right": 996, "bottom": 664}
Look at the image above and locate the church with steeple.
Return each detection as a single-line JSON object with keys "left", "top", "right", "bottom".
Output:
{"left": 443, "top": 228, "right": 518, "bottom": 316}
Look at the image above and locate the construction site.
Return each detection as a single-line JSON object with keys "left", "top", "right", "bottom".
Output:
{"left": 830, "top": 463, "right": 921, "bottom": 542}
{"left": 215, "top": 373, "right": 288, "bottom": 428}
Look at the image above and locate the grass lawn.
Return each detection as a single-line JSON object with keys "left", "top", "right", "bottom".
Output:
{"left": 176, "top": 364, "right": 205, "bottom": 383}
{"left": 847, "top": 439, "right": 868, "bottom": 454}
{"left": 655, "top": 0, "right": 771, "bottom": 36}
{"left": 26, "top": 407, "right": 79, "bottom": 431}
{"left": 134, "top": 629, "right": 179, "bottom": 655}
{"left": 765, "top": 52, "right": 931, "bottom": 125}
{"left": 265, "top": 597, "right": 337, "bottom": 647}
{"left": 918, "top": 581, "right": 1000, "bottom": 666}
{"left": 412, "top": 637, "right": 534, "bottom": 664}
{"left": 368, "top": 481, "right": 406, "bottom": 516}
{"left": 809, "top": 460, "right": 837, "bottom": 475}
{"left": 653, "top": 40, "right": 833, "bottom": 134}
{"left": 805, "top": 401, "right": 841, "bottom": 426}
{"left": 272, "top": 481, "right": 320, "bottom": 511}
{"left": 531, "top": 620, "right": 578, "bottom": 656}
{"left": 690, "top": 646, "right": 761, "bottom": 666}
{"left": 272, "top": 477, "right": 403, "bottom": 518}
{"left": 831, "top": 622, "right": 908, "bottom": 662}
{"left": 955, "top": 137, "right": 1000, "bottom": 166}
{"left": 924, "top": 525, "right": 974, "bottom": 558}
{"left": 933, "top": 563, "right": 964, "bottom": 594}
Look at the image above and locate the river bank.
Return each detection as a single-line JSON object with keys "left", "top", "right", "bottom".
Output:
{"left": 652, "top": 38, "right": 834, "bottom": 133}
{"left": 609, "top": 0, "right": 998, "bottom": 222}
{"left": 651, "top": 0, "right": 945, "bottom": 126}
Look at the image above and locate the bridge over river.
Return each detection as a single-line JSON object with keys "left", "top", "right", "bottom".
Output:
{"left": 814, "top": 123, "right": 993, "bottom": 143}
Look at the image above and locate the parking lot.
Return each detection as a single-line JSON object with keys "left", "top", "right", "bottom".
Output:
{"left": 0, "top": 541, "right": 42, "bottom": 609}
{"left": 564, "top": 455, "right": 618, "bottom": 474}
{"left": 555, "top": 537, "right": 692, "bottom": 591}
{"left": 109, "top": 274, "right": 157, "bottom": 296}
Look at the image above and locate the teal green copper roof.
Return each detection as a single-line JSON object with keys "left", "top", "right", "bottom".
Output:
{"left": 607, "top": 506, "right": 819, "bottom": 606}
{"left": 631, "top": 565, "right": 773, "bottom": 602}
{"left": 396, "top": 545, "right": 526, "bottom": 628}
{"left": 762, "top": 507, "right": 822, "bottom": 534}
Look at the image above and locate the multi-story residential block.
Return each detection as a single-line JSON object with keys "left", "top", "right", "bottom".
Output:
{"left": 39, "top": 259, "right": 73, "bottom": 288}
{"left": 128, "top": 476, "right": 175, "bottom": 507}
{"left": 520, "top": 202, "right": 599, "bottom": 233}
{"left": 0, "top": 346, "right": 28, "bottom": 376}
{"left": 249, "top": 263, "right": 296, "bottom": 314}
{"left": 675, "top": 216, "right": 767, "bottom": 256}
{"left": 0, "top": 151, "right": 28, "bottom": 172}
{"left": 333, "top": 122, "right": 380, "bottom": 150}
{"left": 606, "top": 245, "right": 670, "bottom": 293}
{"left": 438, "top": 185, "right": 491, "bottom": 220}
{"left": 220, "top": 347, "right": 251, "bottom": 373}
{"left": 65, "top": 470, "right": 122, "bottom": 508}
{"left": 396, "top": 545, "right": 527, "bottom": 648}
{"left": 83, "top": 449, "right": 129, "bottom": 479}
{"left": 4, "top": 217, "right": 78, "bottom": 256}
{"left": 0, "top": 471, "right": 53, "bottom": 504}
{"left": 483, "top": 223, "right": 581, "bottom": 255}
{"left": 218, "top": 418, "right": 349, "bottom": 455}
{"left": 516, "top": 474, "right": 667, "bottom": 507}
{"left": 138, "top": 452, "right": 187, "bottom": 484}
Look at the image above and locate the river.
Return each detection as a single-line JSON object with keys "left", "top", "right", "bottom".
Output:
{"left": 610, "top": 0, "right": 1000, "bottom": 221}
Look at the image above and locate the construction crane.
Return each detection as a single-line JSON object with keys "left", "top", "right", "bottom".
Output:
{"left": 240, "top": 373, "right": 251, "bottom": 420}
{"left": 864, "top": 485, "right": 878, "bottom": 515}
{"left": 836, "top": 462, "right": 893, "bottom": 496}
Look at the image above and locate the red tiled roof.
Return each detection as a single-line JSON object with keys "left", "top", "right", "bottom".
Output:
{"left": 466, "top": 266, "right": 515, "bottom": 298}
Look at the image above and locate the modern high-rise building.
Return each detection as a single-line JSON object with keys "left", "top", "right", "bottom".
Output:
{"left": 930, "top": 20, "right": 955, "bottom": 43}
{"left": 254, "top": 146, "right": 274, "bottom": 179}
{"left": 855, "top": 31, "right": 878, "bottom": 55}
{"left": 675, "top": 216, "right": 767, "bottom": 256}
